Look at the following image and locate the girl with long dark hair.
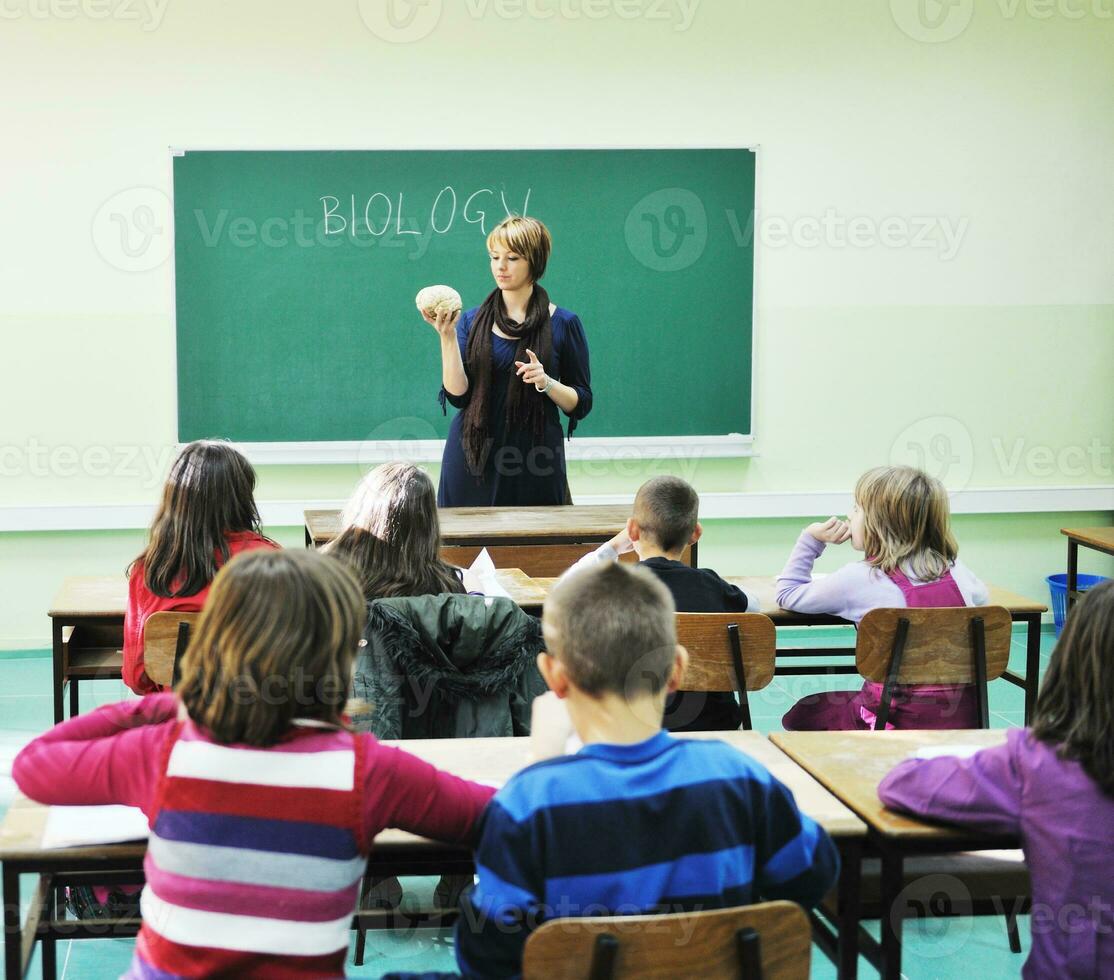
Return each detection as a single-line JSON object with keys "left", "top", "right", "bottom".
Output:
{"left": 123, "top": 440, "right": 278, "bottom": 694}
{"left": 880, "top": 579, "right": 1114, "bottom": 978}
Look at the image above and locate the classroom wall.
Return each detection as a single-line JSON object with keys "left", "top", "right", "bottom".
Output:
{"left": 2, "top": 0, "right": 1112, "bottom": 647}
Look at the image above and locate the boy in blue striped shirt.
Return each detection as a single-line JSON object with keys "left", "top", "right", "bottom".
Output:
{"left": 454, "top": 562, "right": 839, "bottom": 979}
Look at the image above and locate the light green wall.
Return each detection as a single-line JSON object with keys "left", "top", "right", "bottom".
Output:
{"left": 1, "top": 2, "right": 1111, "bottom": 647}
{"left": 5, "top": 508, "right": 1113, "bottom": 650}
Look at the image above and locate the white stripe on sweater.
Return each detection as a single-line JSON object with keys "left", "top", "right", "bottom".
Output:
{"left": 141, "top": 888, "right": 350, "bottom": 956}
{"left": 166, "top": 741, "right": 354, "bottom": 790}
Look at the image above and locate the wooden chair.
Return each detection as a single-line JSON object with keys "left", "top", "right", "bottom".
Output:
{"left": 142, "top": 612, "right": 201, "bottom": 688}
{"left": 522, "top": 901, "right": 810, "bottom": 980}
{"left": 674, "top": 613, "right": 776, "bottom": 730}
{"left": 856, "top": 606, "right": 1013, "bottom": 730}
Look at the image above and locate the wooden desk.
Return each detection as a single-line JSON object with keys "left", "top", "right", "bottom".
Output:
{"left": 771, "top": 730, "right": 1015, "bottom": 980}
{"left": 1061, "top": 526, "right": 1114, "bottom": 613}
{"left": 45, "top": 570, "right": 549, "bottom": 725}
{"left": 305, "top": 505, "right": 696, "bottom": 575}
{"left": 47, "top": 577, "right": 130, "bottom": 725}
{"left": 0, "top": 732, "right": 864, "bottom": 980}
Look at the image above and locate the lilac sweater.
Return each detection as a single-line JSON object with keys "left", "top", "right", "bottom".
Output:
{"left": 880, "top": 728, "right": 1114, "bottom": 979}
{"left": 775, "top": 531, "right": 988, "bottom": 625}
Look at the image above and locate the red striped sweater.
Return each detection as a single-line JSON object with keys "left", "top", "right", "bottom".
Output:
{"left": 13, "top": 694, "right": 495, "bottom": 978}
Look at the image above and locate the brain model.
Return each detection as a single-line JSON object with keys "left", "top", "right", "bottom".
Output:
{"left": 415, "top": 284, "right": 462, "bottom": 318}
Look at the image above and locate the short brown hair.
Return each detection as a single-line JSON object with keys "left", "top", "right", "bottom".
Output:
{"left": 487, "top": 215, "right": 552, "bottom": 282}
{"left": 543, "top": 562, "right": 676, "bottom": 697}
{"left": 855, "top": 465, "right": 958, "bottom": 581}
{"left": 177, "top": 549, "right": 365, "bottom": 747}
{"left": 1032, "top": 579, "right": 1114, "bottom": 797}
{"left": 633, "top": 476, "right": 700, "bottom": 553}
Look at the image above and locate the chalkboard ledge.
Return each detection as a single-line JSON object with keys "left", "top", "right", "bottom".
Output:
{"left": 225, "top": 435, "right": 755, "bottom": 466}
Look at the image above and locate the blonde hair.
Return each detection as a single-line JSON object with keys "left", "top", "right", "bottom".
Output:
{"left": 486, "top": 215, "right": 552, "bottom": 282}
{"left": 177, "top": 549, "right": 365, "bottom": 747}
{"left": 855, "top": 465, "right": 958, "bottom": 582}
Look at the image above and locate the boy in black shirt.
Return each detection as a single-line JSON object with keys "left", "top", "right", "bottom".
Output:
{"left": 560, "top": 476, "right": 760, "bottom": 731}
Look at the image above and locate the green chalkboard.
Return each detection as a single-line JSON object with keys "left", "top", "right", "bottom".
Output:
{"left": 173, "top": 149, "right": 755, "bottom": 443}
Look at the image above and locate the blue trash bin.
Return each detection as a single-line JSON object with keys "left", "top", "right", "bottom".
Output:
{"left": 1046, "top": 573, "right": 1110, "bottom": 636}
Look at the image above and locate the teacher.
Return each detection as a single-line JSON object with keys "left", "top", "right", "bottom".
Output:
{"left": 425, "top": 216, "right": 593, "bottom": 507}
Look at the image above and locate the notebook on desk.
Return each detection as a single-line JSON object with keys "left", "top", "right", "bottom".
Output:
{"left": 41, "top": 804, "right": 149, "bottom": 849}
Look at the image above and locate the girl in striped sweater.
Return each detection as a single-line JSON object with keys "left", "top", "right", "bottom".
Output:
{"left": 14, "top": 549, "right": 496, "bottom": 979}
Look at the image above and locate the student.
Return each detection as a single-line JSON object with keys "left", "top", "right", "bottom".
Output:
{"left": 879, "top": 579, "right": 1114, "bottom": 979}
{"left": 124, "top": 440, "right": 278, "bottom": 695}
{"left": 454, "top": 561, "right": 839, "bottom": 979}
{"left": 777, "top": 465, "right": 988, "bottom": 731}
{"left": 14, "top": 550, "right": 495, "bottom": 980}
{"left": 324, "top": 461, "right": 465, "bottom": 599}
{"left": 562, "top": 475, "right": 759, "bottom": 731}
{"left": 324, "top": 461, "right": 469, "bottom": 912}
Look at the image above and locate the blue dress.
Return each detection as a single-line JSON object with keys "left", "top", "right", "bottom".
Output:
{"left": 437, "top": 306, "right": 593, "bottom": 507}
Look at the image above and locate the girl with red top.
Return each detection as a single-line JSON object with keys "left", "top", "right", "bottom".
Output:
{"left": 124, "top": 440, "right": 278, "bottom": 694}
{"left": 14, "top": 549, "right": 495, "bottom": 979}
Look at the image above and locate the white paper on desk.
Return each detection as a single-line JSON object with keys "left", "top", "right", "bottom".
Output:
{"left": 41, "top": 805, "right": 149, "bottom": 849}
{"left": 463, "top": 548, "right": 512, "bottom": 599}
{"left": 912, "top": 745, "right": 985, "bottom": 761}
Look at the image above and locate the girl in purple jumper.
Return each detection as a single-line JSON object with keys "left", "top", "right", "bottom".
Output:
{"left": 777, "top": 465, "right": 988, "bottom": 731}
{"left": 880, "top": 579, "right": 1114, "bottom": 979}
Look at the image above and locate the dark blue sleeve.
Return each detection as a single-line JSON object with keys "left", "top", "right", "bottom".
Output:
{"left": 439, "top": 310, "right": 474, "bottom": 413}
{"left": 754, "top": 776, "right": 839, "bottom": 908}
{"left": 558, "top": 313, "right": 592, "bottom": 434}
{"left": 454, "top": 800, "right": 542, "bottom": 979}
{"left": 721, "top": 578, "right": 750, "bottom": 612}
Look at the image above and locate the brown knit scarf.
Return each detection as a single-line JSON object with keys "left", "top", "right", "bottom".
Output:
{"left": 461, "top": 285, "right": 553, "bottom": 476}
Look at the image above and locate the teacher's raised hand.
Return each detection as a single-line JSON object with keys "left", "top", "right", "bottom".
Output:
{"left": 514, "top": 348, "right": 549, "bottom": 391}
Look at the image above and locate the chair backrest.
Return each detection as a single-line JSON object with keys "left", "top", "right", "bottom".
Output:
{"left": 856, "top": 606, "right": 1012, "bottom": 729}
{"left": 522, "top": 901, "right": 811, "bottom": 980}
{"left": 674, "top": 613, "right": 776, "bottom": 731}
{"left": 143, "top": 611, "right": 202, "bottom": 688}
{"left": 440, "top": 543, "right": 686, "bottom": 578}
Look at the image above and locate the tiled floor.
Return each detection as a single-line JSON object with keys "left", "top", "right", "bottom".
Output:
{"left": 0, "top": 624, "right": 1057, "bottom": 978}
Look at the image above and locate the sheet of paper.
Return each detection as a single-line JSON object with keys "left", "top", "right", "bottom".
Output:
{"left": 41, "top": 804, "right": 149, "bottom": 849}
{"left": 464, "top": 548, "right": 512, "bottom": 599}
{"left": 912, "top": 744, "right": 985, "bottom": 761}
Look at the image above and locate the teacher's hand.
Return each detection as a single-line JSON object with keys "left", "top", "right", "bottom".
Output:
{"left": 421, "top": 307, "right": 460, "bottom": 341}
{"left": 514, "top": 348, "right": 549, "bottom": 391}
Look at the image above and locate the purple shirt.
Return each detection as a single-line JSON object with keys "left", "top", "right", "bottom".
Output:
{"left": 776, "top": 532, "right": 988, "bottom": 625}
{"left": 879, "top": 727, "right": 1114, "bottom": 979}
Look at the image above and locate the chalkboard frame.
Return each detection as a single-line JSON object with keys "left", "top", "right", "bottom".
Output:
{"left": 169, "top": 144, "right": 761, "bottom": 464}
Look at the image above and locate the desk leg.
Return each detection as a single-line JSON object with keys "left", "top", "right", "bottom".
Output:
{"left": 3, "top": 863, "right": 22, "bottom": 980}
{"left": 879, "top": 849, "right": 905, "bottom": 980}
{"left": 1066, "top": 539, "right": 1078, "bottom": 612}
{"left": 51, "top": 620, "right": 65, "bottom": 726}
{"left": 39, "top": 929, "right": 55, "bottom": 980}
{"left": 68, "top": 679, "right": 79, "bottom": 720}
{"left": 1023, "top": 614, "right": 1041, "bottom": 726}
{"left": 836, "top": 837, "right": 862, "bottom": 980}
{"left": 304, "top": 525, "right": 313, "bottom": 549}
